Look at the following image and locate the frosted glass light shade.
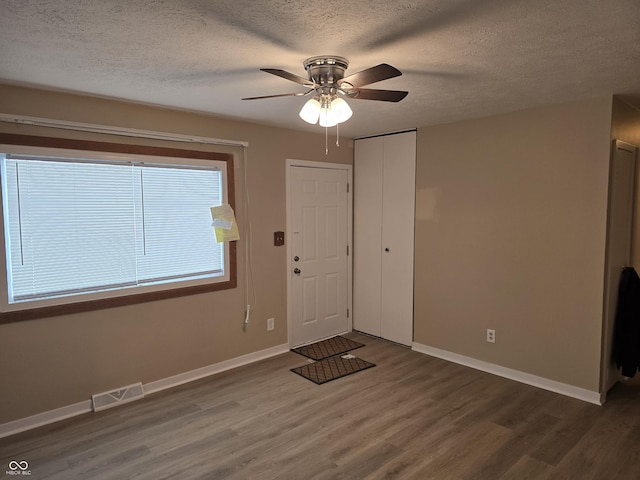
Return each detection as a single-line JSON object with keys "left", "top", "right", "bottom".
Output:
{"left": 330, "top": 97, "right": 353, "bottom": 123}
{"left": 319, "top": 97, "right": 352, "bottom": 127}
{"left": 299, "top": 98, "right": 321, "bottom": 124}
{"left": 319, "top": 108, "right": 338, "bottom": 127}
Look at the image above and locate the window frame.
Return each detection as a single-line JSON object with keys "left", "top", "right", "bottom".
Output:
{"left": 0, "top": 133, "right": 236, "bottom": 324}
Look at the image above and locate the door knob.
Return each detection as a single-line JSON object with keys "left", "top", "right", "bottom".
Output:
{"left": 384, "top": 248, "right": 390, "bottom": 252}
{"left": 294, "top": 256, "right": 300, "bottom": 262}
{"left": 294, "top": 268, "right": 301, "bottom": 275}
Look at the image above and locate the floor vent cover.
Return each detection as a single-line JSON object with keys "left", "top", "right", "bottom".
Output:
{"left": 92, "top": 382, "right": 144, "bottom": 412}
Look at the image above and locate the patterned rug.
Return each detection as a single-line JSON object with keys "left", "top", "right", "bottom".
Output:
{"left": 291, "top": 354, "right": 376, "bottom": 385}
{"left": 291, "top": 335, "right": 365, "bottom": 361}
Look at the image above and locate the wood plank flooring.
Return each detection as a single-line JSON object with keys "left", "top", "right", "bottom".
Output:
{"left": 2, "top": 332, "right": 640, "bottom": 479}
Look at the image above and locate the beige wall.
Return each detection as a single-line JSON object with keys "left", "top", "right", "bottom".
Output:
{"left": 414, "top": 97, "right": 613, "bottom": 392}
{"left": 0, "top": 84, "right": 352, "bottom": 423}
{"left": 611, "top": 96, "right": 640, "bottom": 269}
{"left": 0, "top": 84, "right": 626, "bottom": 425}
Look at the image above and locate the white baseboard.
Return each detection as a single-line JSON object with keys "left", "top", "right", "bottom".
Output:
{"left": 0, "top": 343, "right": 290, "bottom": 439}
{"left": 412, "top": 342, "right": 602, "bottom": 405}
{"left": 144, "top": 343, "right": 290, "bottom": 394}
{"left": 0, "top": 400, "right": 93, "bottom": 439}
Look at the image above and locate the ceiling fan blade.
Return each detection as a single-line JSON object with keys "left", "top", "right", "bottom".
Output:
{"left": 338, "top": 64, "right": 402, "bottom": 88}
{"left": 346, "top": 88, "right": 408, "bottom": 102}
{"left": 242, "top": 91, "right": 311, "bottom": 100}
{"left": 261, "top": 69, "right": 317, "bottom": 87}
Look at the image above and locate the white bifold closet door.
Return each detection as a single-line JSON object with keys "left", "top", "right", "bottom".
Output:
{"left": 353, "top": 131, "right": 416, "bottom": 346}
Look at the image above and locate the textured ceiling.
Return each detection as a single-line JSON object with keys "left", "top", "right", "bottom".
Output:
{"left": 1, "top": 0, "right": 640, "bottom": 138}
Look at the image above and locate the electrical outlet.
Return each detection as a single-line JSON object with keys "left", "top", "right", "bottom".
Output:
{"left": 267, "top": 318, "right": 275, "bottom": 331}
{"left": 486, "top": 328, "right": 496, "bottom": 343}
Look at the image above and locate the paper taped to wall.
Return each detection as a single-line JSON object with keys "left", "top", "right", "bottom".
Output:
{"left": 212, "top": 218, "right": 232, "bottom": 229}
{"left": 210, "top": 204, "right": 240, "bottom": 242}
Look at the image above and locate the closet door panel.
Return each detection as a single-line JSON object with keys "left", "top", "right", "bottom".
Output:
{"left": 353, "top": 137, "right": 384, "bottom": 336}
{"left": 380, "top": 132, "right": 416, "bottom": 346}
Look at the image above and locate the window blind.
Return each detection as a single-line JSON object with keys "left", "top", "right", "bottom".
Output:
{"left": 2, "top": 154, "right": 224, "bottom": 303}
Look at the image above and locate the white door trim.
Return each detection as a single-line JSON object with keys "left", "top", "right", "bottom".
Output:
{"left": 286, "top": 159, "right": 353, "bottom": 348}
{"left": 600, "top": 139, "right": 637, "bottom": 397}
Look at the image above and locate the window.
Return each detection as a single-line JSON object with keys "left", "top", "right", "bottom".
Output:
{"left": 0, "top": 135, "right": 236, "bottom": 322}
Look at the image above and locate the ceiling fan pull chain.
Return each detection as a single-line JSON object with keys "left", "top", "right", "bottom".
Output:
{"left": 325, "top": 126, "right": 329, "bottom": 155}
{"left": 336, "top": 122, "right": 340, "bottom": 147}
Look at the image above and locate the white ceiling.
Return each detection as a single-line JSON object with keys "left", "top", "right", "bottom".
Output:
{"left": 1, "top": 0, "right": 640, "bottom": 138}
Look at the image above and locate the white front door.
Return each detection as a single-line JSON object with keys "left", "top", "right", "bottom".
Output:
{"left": 289, "top": 165, "right": 350, "bottom": 347}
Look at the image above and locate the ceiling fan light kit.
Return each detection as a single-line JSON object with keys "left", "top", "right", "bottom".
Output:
{"left": 243, "top": 55, "right": 408, "bottom": 153}
{"left": 300, "top": 96, "right": 353, "bottom": 127}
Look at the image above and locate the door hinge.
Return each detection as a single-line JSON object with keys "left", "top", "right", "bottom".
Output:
{"left": 347, "top": 183, "right": 350, "bottom": 193}
{"left": 347, "top": 308, "right": 350, "bottom": 318}
{"left": 347, "top": 245, "right": 349, "bottom": 256}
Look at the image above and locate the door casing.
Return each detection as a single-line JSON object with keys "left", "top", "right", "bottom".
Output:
{"left": 600, "top": 139, "right": 637, "bottom": 399}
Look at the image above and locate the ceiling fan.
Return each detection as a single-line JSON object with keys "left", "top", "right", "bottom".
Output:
{"left": 242, "top": 56, "right": 408, "bottom": 129}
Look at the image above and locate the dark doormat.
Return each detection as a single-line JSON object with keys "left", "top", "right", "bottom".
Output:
{"left": 291, "top": 335, "right": 365, "bottom": 361}
{"left": 291, "top": 354, "right": 376, "bottom": 385}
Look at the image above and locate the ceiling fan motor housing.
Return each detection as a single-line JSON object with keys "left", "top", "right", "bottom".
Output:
{"left": 303, "top": 56, "right": 349, "bottom": 90}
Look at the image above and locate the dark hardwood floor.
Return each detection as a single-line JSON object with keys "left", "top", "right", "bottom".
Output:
{"left": 2, "top": 332, "right": 640, "bottom": 479}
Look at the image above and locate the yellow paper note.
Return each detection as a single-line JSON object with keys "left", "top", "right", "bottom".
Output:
{"left": 210, "top": 204, "right": 240, "bottom": 242}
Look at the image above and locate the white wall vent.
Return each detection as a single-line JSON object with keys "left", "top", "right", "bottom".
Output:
{"left": 91, "top": 382, "right": 144, "bottom": 412}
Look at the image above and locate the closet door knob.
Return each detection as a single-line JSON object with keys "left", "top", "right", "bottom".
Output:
{"left": 294, "top": 268, "right": 301, "bottom": 275}
{"left": 384, "top": 248, "right": 390, "bottom": 252}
